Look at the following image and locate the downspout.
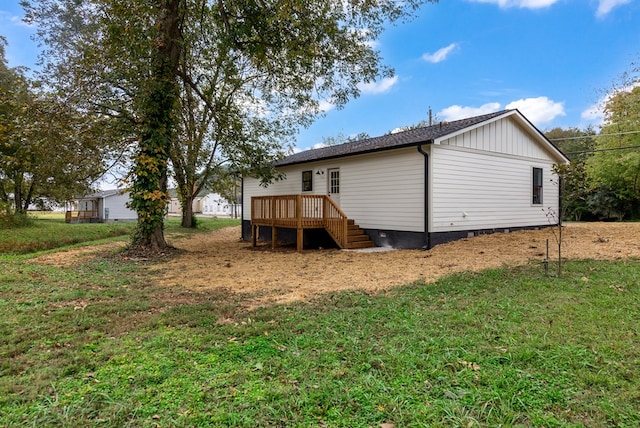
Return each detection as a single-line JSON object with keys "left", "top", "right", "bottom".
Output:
{"left": 240, "top": 175, "right": 245, "bottom": 241}
{"left": 417, "top": 144, "right": 431, "bottom": 249}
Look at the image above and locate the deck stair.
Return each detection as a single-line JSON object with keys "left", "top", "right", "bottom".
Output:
{"left": 346, "top": 220, "right": 375, "bottom": 249}
{"left": 251, "top": 195, "right": 375, "bottom": 251}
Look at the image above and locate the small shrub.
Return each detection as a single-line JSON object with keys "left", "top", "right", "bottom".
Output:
{"left": 0, "top": 203, "right": 34, "bottom": 229}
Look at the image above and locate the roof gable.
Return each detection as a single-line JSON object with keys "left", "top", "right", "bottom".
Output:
{"left": 277, "top": 110, "right": 511, "bottom": 167}
{"left": 80, "top": 189, "right": 125, "bottom": 199}
{"left": 277, "top": 109, "right": 568, "bottom": 166}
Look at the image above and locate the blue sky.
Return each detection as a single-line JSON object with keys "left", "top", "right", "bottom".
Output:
{"left": 2, "top": 0, "right": 639, "bottom": 152}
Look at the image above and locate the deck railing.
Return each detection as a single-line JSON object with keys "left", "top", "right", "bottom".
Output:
{"left": 251, "top": 195, "right": 349, "bottom": 249}
{"left": 65, "top": 210, "right": 99, "bottom": 223}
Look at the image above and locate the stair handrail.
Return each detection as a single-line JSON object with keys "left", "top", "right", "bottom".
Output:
{"left": 322, "top": 196, "right": 349, "bottom": 249}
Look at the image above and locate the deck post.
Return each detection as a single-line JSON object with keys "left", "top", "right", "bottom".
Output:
{"left": 343, "top": 218, "right": 348, "bottom": 248}
{"left": 271, "top": 226, "right": 277, "bottom": 249}
{"left": 270, "top": 196, "right": 276, "bottom": 227}
{"left": 297, "top": 228, "right": 303, "bottom": 251}
{"left": 251, "top": 224, "right": 257, "bottom": 247}
{"left": 296, "top": 195, "right": 303, "bottom": 251}
{"left": 322, "top": 197, "right": 327, "bottom": 227}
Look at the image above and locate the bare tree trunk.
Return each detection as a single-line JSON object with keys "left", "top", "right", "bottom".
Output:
{"left": 13, "top": 173, "right": 23, "bottom": 213}
{"left": 181, "top": 195, "right": 195, "bottom": 228}
{"left": 22, "top": 178, "right": 36, "bottom": 213}
{"left": 557, "top": 175, "right": 563, "bottom": 276}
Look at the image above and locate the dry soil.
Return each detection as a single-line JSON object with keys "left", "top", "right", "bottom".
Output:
{"left": 34, "top": 222, "right": 640, "bottom": 309}
{"left": 154, "top": 222, "right": 640, "bottom": 308}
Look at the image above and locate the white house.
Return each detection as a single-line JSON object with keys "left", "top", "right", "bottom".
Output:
{"left": 242, "top": 109, "right": 569, "bottom": 250}
{"left": 167, "top": 190, "right": 241, "bottom": 218}
{"left": 200, "top": 192, "right": 242, "bottom": 218}
{"left": 167, "top": 191, "right": 204, "bottom": 216}
{"left": 66, "top": 189, "right": 137, "bottom": 223}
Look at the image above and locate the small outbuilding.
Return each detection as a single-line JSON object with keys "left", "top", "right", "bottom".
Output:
{"left": 66, "top": 189, "right": 137, "bottom": 223}
{"left": 242, "top": 109, "right": 569, "bottom": 250}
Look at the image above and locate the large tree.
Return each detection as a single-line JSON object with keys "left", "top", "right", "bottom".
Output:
{"left": 0, "top": 38, "right": 108, "bottom": 214}
{"left": 22, "top": 0, "right": 433, "bottom": 250}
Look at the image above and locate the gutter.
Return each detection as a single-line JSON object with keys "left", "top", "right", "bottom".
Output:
{"left": 241, "top": 175, "right": 245, "bottom": 240}
{"left": 417, "top": 144, "right": 431, "bottom": 250}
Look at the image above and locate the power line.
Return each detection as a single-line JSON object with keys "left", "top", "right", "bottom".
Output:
{"left": 566, "top": 144, "right": 640, "bottom": 155}
{"left": 549, "top": 130, "right": 640, "bottom": 142}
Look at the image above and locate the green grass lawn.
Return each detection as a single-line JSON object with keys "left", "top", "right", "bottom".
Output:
{"left": 0, "top": 213, "right": 239, "bottom": 254}
{"left": 0, "top": 220, "right": 638, "bottom": 427}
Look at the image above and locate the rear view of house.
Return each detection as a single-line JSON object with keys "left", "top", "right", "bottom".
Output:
{"left": 242, "top": 109, "right": 569, "bottom": 250}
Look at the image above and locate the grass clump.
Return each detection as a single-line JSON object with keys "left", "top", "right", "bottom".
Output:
{"left": 0, "top": 215, "right": 239, "bottom": 254}
{"left": 0, "top": 247, "right": 638, "bottom": 427}
{"left": 0, "top": 203, "right": 34, "bottom": 229}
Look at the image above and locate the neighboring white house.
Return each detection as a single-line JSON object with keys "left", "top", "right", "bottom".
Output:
{"left": 242, "top": 109, "right": 570, "bottom": 249}
{"left": 66, "top": 189, "right": 137, "bottom": 223}
{"left": 167, "top": 190, "right": 241, "bottom": 218}
{"left": 200, "top": 192, "right": 242, "bottom": 217}
{"left": 167, "top": 192, "right": 204, "bottom": 216}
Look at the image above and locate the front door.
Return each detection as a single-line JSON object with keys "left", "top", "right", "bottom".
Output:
{"left": 328, "top": 168, "right": 340, "bottom": 206}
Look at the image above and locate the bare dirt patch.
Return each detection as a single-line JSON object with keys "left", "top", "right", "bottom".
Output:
{"left": 30, "top": 241, "right": 126, "bottom": 267}
{"left": 151, "top": 222, "right": 640, "bottom": 308}
{"left": 32, "top": 222, "right": 640, "bottom": 308}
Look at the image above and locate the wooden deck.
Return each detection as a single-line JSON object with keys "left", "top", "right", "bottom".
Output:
{"left": 65, "top": 210, "right": 99, "bottom": 223}
{"left": 251, "top": 195, "right": 374, "bottom": 251}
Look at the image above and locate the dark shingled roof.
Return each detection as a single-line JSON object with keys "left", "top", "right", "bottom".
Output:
{"left": 277, "top": 110, "right": 513, "bottom": 167}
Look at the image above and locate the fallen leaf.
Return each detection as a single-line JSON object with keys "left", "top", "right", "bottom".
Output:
{"left": 459, "top": 360, "right": 480, "bottom": 371}
{"left": 444, "top": 390, "right": 458, "bottom": 399}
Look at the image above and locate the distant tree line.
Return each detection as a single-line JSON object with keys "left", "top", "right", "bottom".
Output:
{"left": 548, "top": 80, "right": 640, "bottom": 221}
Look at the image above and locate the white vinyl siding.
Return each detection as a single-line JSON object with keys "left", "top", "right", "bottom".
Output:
{"left": 430, "top": 145, "right": 559, "bottom": 232}
{"left": 339, "top": 148, "right": 424, "bottom": 231}
{"left": 243, "top": 148, "right": 425, "bottom": 231}
{"left": 103, "top": 193, "right": 137, "bottom": 221}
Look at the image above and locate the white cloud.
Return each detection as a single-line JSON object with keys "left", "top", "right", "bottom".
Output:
{"left": 358, "top": 76, "right": 398, "bottom": 95}
{"left": 438, "top": 96, "right": 564, "bottom": 126}
{"left": 438, "top": 103, "right": 502, "bottom": 121}
{"left": 505, "top": 96, "right": 565, "bottom": 124}
{"left": 581, "top": 101, "right": 605, "bottom": 124}
{"left": 318, "top": 99, "right": 336, "bottom": 113}
{"left": 422, "top": 43, "right": 458, "bottom": 64}
{"left": 596, "top": 0, "right": 632, "bottom": 17}
{"left": 0, "top": 11, "right": 33, "bottom": 29}
{"left": 467, "top": 0, "right": 558, "bottom": 9}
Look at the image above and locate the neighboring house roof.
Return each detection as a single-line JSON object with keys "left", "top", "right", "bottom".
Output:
{"left": 277, "top": 109, "right": 568, "bottom": 167}
{"left": 79, "top": 189, "right": 127, "bottom": 199}
{"left": 167, "top": 188, "right": 210, "bottom": 198}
